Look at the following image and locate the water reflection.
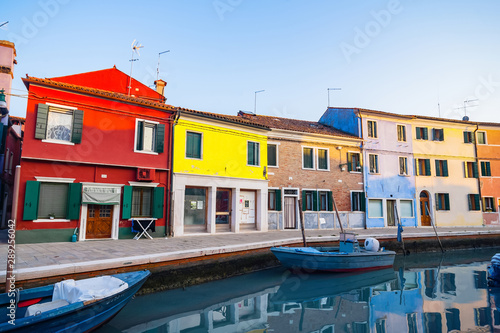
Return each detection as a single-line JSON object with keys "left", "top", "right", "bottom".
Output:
{"left": 98, "top": 249, "right": 500, "bottom": 333}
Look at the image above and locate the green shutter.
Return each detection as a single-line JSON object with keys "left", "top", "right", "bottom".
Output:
{"left": 360, "top": 192, "right": 366, "bottom": 212}
{"left": 153, "top": 187, "right": 165, "bottom": 218}
{"left": 416, "top": 128, "right": 421, "bottom": 140}
{"left": 248, "top": 142, "right": 254, "bottom": 165}
{"left": 474, "top": 194, "right": 480, "bottom": 211}
{"left": 473, "top": 162, "right": 479, "bottom": 178}
{"left": 35, "top": 104, "right": 49, "bottom": 139}
{"left": 468, "top": 195, "right": 472, "bottom": 211}
{"left": 136, "top": 121, "right": 144, "bottom": 150}
{"left": 275, "top": 189, "right": 282, "bottom": 211}
{"left": 312, "top": 191, "right": 318, "bottom": 211}
{"left": 66, "top": 183, "right": 82, "bottom": 220}
{"left": 328, "top": 191, "right": 333, "bottom": 211}
{"left": 481, "top": 162, "right": 486, "bottom": 177}
{"left": 302, "top": 190, "right": 306, "bottom": 211}
{"left": 440, "top": 129, "right": 444, "bottom": 141}
{"left": 487, "top": 162, "right": 491, "bottom": 176}
{"left": 155, "top": 124, "right": 165, "bottom": 153}
{"left": 23, "top": 181, "right": 40, "bottom": 220}
{"left": 425, "top": 159, "right": 431, "bottom": 176}
{"left": 443, "top": 160, "right": 449, "bottom": 177}
{"left": 444, "top": 194, "right": 450, "bottom": 210}
{"left": 423, "top": 128, "right": 428, "bottom": 140}
{"left": 435, "top": 160, "right": 441, "bottom": 177}
{"left": 435, "top": 193, "right": 440, "bottom": 210}
{"left": 347, "top": 153, "right": 352, "bottom": 171}
{"left": 122, "top": 186, "right": 132, "bottom": 219}
{"left": 71, "top": 110, "right": 84, "bottom": 144}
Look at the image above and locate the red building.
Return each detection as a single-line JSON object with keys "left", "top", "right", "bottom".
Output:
{"left": 15, "top": 67, "right": 176, "bottom": 243}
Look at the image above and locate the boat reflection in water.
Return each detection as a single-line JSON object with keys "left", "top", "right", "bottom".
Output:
{"left": 98, "top": 249, "right": 500, "bottom": 333}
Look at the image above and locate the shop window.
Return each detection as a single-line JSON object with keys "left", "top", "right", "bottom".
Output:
{"left": 184, "top": 187, "right": 207, "bottom": 226}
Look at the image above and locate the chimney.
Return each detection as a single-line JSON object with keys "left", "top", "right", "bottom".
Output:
{"left": 154, "top": 79, "right": 167, "bottom": 99}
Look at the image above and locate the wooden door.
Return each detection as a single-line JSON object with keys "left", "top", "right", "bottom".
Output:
{"left": 420, "top": 191, "right": 431, "bottom": 226}
{"left": 86, "top": 204, "right": 113, "bottom": 239}
{"left": 216, "top": 188, "right": 231, "bottom": 231}
{"left": 284, "top": 197, "right": 297, "bottom": 229}
{"left": 386, "top": 200, "right": 396, "bottom": 227}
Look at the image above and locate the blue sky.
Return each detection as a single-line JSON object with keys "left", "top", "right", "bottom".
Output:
{"left": 3, "top": 0, "right": 500, "bottom": 122}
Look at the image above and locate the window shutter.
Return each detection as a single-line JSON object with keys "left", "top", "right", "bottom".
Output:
{"left": 136, "top": 121, "right": 144, "bottom": 150}
{"left": 155, "top": 124, "right": 165, "bottom": 153}
{"left": 23, "top": 181, "right": 40, "bottom": 220}
{"left": 464, "top": 162, "right": 468, "bottom": 178}
{"left": 416, "top": 128, "right": 421, "bottom": 140}
{"left": 468, "top": 194, "right": 472, "bottom": 211}
{"left": 473, "top": 162, "right": 479, "bottom": 178}
{"left": 360, "top": 192, "right": 366, "bottom": 212}
{"left": 444, "top": 194, "right": 450, "bottom": 210}
{"left": 415, "top": 159, "right": 419, "bottom": 176}
{"left": 440, "top": 129, "right": 444, "bottom": 141}
{"left": 481, "top": 162, "right": 486, "bottom": 177}
{"left": 474, "top": 194, "right": 480, "bottom": 211}
{"left": 35, "top": 104, "right": 49, "bottom": 140}
{"left": 312, "top": 191, "right": 318, "bottom": 211}
{"left": 425, "top": 159, "right": 431, "bottom": 176}
{"left": 302, "top": 190, "right": 306, "bottom": 211}
{"left": 443, "top": 160, "right": 448, "bottom": 177}
{"left": 275, "top": 189, "right": 282, "bottom": 211}
{"left": 423, "top": 128, "right": 428, "bottom": 140}
{"left": 153, "top": 187, "right": 165, "bottom": 218}
{"left": 463, "top": 131, "right": 468, "bottom": 143}
{"left": 71, "top": 110, "right": 84, "bottom": 144}
{"left": 328, "top": 191, "right": 333, "bottom": 211}
{"left": 435, "top": 193, "right": 440, "bottom": 210}
{"left": 487, "top": 162, "right": 491, "bottom": 176}
{"left": 347, "top": 153, "right": 352, "bottom": 171}
{"left": 66, "top": 183, "right": 82, "bottom": 220}
{"left": 435, "top": 160, "right": 440, "bottom": 177}
{"left": 373, "top": 123, "right": 377, "bottom": 138}
{"left": 248, "top": 142, "right": 254, "bottom": 165}
{"left": 122, "top": 186, "right": 132, "bottom": 219}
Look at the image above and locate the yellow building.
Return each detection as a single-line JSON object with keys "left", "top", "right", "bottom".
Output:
{"left": 172, "top": 108, "right": 270, "bottom": 236}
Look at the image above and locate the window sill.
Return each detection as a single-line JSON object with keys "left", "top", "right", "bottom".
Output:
{"left": 369, "top": 172, "right": 380, "bottom": 175}
{"left": 398, "top": 174, "right": 410, "bottom": 177}
{"left": 246, "top": 164, "right": 261, "bottom": 167}
{"left": 185, "top": 156, "right": 202, "bottom": 160}
{"left": 129, "top": 217, "right": 158, "bottom": 221}
{"left": 134, "top": 150, "right": 159, "bottom": 155}
{"left": 268, "top": 165, "right": 279, "bottom": 168}
{"left": 349, "top": 171, "right": 362, "bottom": 174}
{"left": 34, "top": 218, "right": 71, "bottom": 222}
{"left": 41, "top": 139, "right": 75, "bottom": 146}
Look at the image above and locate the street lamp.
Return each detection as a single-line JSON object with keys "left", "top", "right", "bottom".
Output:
{"left": 254, "top": 90, "right": 265, "bottom": 114}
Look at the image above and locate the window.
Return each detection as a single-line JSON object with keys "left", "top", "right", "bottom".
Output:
{"left": 477, "top": 131, "right": 487, "bottom": 144}
{"left": 317, "top": 149, "right": 329, "bottom": 170}
{"left": 464, "top": 161, "right": 479, "bottom": 178}
{"left": 22, "top": 180, "right": 82, "bottom": 220}
{"left": 35, "top": 104, "right": 83, "bottom": 143}
{"left": 368, "top": 199, "right": 383, "bottom": 218}
{"left": 351, "top": 192, "right": 366, "bottom": 212}
{"left": 436, "top": 193, "right": 450, "bottom": 211}
{"left": 416, "top": 127, "right": 429, "bottom": 140}
{"left": 347, "top": 152, "right": 361, "bottom": 172}
{"left": 122, "top": 185, "right": 164, "bottom": 219}
{"left": 131, "top": 187, "right": 153, "bottom": 217}
{"left": 435, "top": 160, "right": 449, "bottom": 177}
{"left": 267, "top": 144, "right": 278, "bottom": 167}
{"left": 184, "top": 187, "right": 206, "bottom": 226}
{"left": 463, "top": 131, "right": 475, "bottom": 143}
{"left": 468, "top": 194, "right": 480, "bottom": 211}
{"left": 186, "top": 131, "right": 202, "bottom": 159}
{"left": 304, "top": 190, "right": 315, "bottom": 211}
{"left": 367, "top": 120, "right": 378, "bottom": 138}
{"left": 136, "top": 120, "right": 165, "bottom": 153}
{"left": 400, "top": 200, "right": 414, "bottom": 217}
{"left": 483, "top": 197, "right": 496, "bottom": 212}
{"left": 303, "top": 147, "right": 314, "bottom": 169}
{"left": 268, "top": 189, "right": 281, "bottom": 211}
{"left": 318, "top": 191, "right": 329, "bottom": 211}
{"left": 247, "top": 141, "right": 260, "bottom": 166}
{"left": 301, "top": 190, "right": 333, "bottom": 212}
{"left": 399, "top": 157, "right": 408, "bottom": 176}
{"left": 432, "top": 128, "right": 444, "bottom": 141}
{"left": 397, "top": 124, "right": 406, "bottom": 142}
{"left": 369, "top": 154, "right": 379, "bottom": 174}
{"left": 480, "top": 161, "right": 491, "bottom": 177}
{"left": 416, "top": 158, "right": 431, "bottom": 176}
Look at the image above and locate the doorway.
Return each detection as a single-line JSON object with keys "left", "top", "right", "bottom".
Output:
{"left": 420, "top": 191, "right": 431, "bottom": 226}
{"left": 216, "top": 188, "right": 231, "bottom": 232}
{"left": 239, "top": 190, "right": 256, "bottom": 230}
{"left": 86, "top": 204, "right": 113, "bottom": 239}
{"left": 284, "top": 197, "right": 297, "bottom": 229}
{"left": 386, "top": 200, "right": 396, "bottom": 227}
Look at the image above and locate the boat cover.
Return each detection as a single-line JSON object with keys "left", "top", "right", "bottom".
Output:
{"left": 294, "top": 247, "right": 322, "bottom": 254}
{"left": 52, "top": 276, "right": 129, "bottom": 304}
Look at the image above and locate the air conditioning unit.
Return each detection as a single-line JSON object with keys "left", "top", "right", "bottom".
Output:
{"left": 137, "top": 168, "right": 155, "bottom": 181}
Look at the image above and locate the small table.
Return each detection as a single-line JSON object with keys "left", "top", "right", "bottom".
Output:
{"left": 131, "top": 219, "right": 155, "bottom": 240}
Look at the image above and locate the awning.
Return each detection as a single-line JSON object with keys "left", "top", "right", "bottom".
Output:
{"left": 82, "top": 186, "right": 121, "bottom": 205}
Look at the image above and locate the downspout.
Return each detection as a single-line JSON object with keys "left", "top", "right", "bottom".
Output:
{"left": 473, "top": 123, "right": 483, "bottom": 225}
{"left": 357, "top": 111, "right": 368, "bottom": 229}
{"left": 167, "top": 108, "right": 181, "bottom": 237}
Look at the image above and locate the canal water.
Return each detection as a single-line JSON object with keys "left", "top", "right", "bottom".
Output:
{"left": 98, "top": 248, "right": 500, "bottom": 333}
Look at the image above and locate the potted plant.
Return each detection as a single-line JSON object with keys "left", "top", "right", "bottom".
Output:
{"left": 48, "top": 213, "right": 56, "bottom": 220}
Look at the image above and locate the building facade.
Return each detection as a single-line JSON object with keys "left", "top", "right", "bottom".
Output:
{"left": 16, "top": 67, "right": 176, "bottom": 243}
{"left": 171, "top": 109, "right": 269, "bottom": 236}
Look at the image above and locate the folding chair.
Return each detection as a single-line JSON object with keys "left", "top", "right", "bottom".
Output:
{"left": 131, "top": 219, "right": 155, "bottom": 240}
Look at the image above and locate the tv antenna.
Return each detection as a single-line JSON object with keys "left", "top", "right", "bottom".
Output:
{"left": 157, "top": 50, "right": 170, "bottom": 81}
{"left": 128, "top": 40, "right": 144, "bottom": 96}
{"left": 0, "top": 21, "right": 8, "bottom": 30}
{"left": 327, "top": 88, "right": 341, "bottom": 107}
{"left": 454, "top": 99, "right": 478, "bottom": 120}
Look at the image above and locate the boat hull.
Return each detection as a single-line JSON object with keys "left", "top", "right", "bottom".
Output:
{"left": 0, "top": 270, "right": 150, "bottom": 332}
{"left": 270, "top": 247, "right": 396, "bottom": 272}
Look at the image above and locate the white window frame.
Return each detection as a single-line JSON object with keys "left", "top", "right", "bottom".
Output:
{"left": 302, "top": 146, "right": 315, "bottom": 170}
{"left": 185, "top": 130, "right": 203, "bottom": 160}
{"left": 267, "top": 142, "right": 279, "bottom": 168}
{"left": 477, "top": 131, "right": 487, "bottom": 145}
{"left": 347, "top": 151, "right": 362, "bottom": 173}
{"left": 247, "top": 141, "right": 260, "bottom": 167}
{"left": 316, "top": 148, "right": 330, "bottom": 171}
{"left": 483, "top": 197, "right": 495, "bottom": 212}
{"left": 399, "top": 156, "right": 408, "bottom": 176}
{"left": 367, "top": 120, "right": 378, "bottom": 138}
{"left": 397, "top": 124, "right": 406, "bottom": 142}
{"left": 399, "top": 199, "right": 414, "bottom": 217}
{"left": 134, "top": 118, "right": 160, "bottom": 155}
{"left": 369, "top": 154, "right": 379, "bottom": 174}
{"left": 317, "top": 189, "right": 330, "bottom": 211}
{"left": 33, "top": 176, "right": 76, "bottom": 222}
{"left": 368, "top": 198, "right": 384, "bottom": 218}
{"left": 42, "top": 103, "right": 78, "bottom": 146}
{"left": 350, "top": 190, "right": 364, "bottom": 212}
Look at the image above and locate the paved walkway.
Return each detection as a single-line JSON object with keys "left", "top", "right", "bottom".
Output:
{"left": 2, "top": 226, "right": 500, "bottom": 283}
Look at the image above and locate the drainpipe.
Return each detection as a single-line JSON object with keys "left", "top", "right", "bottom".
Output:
{"left": 473, "top": 123, "right": 483, "bottom": 225}
{"left": 167, "top": 108, "right": 181, "bottom": 237}
{"left": 357, "top": 111, "right": 368, "bottom": 229}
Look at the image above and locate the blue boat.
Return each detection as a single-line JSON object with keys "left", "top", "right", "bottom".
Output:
{"left": 271, "top": 233, "right": 396, "bottom": 272}
{"left": 0, "top": 270, "right": 150, "bottom": 332}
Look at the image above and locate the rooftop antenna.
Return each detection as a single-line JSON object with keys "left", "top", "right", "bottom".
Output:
{"left": 454, "top": 99, "right": 478, "bottom": 120}
{"left": 254, "top": 90, "right": 265, "bottom": 114}
{"left": 328, "top": 88, "right": 341, "bottom": 107}
{"left": 0, "top": 21, "right": 8, "bottom": 29}
{"left": 156, "top": 50, "right": 170, "bottom": 81}
{"left": 128, "top": 40, "right": 144, "bottom": 96}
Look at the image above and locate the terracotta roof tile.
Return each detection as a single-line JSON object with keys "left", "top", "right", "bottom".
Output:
{"left": 178, "top": 107, "right": 270, "bottom": 130}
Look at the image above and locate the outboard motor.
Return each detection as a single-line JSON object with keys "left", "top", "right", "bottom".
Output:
{"left": 488, "top": 253, "right": 500, "bottom": 287}
{"left": 364, "top": 238, "right": 380, "bottom": 252}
